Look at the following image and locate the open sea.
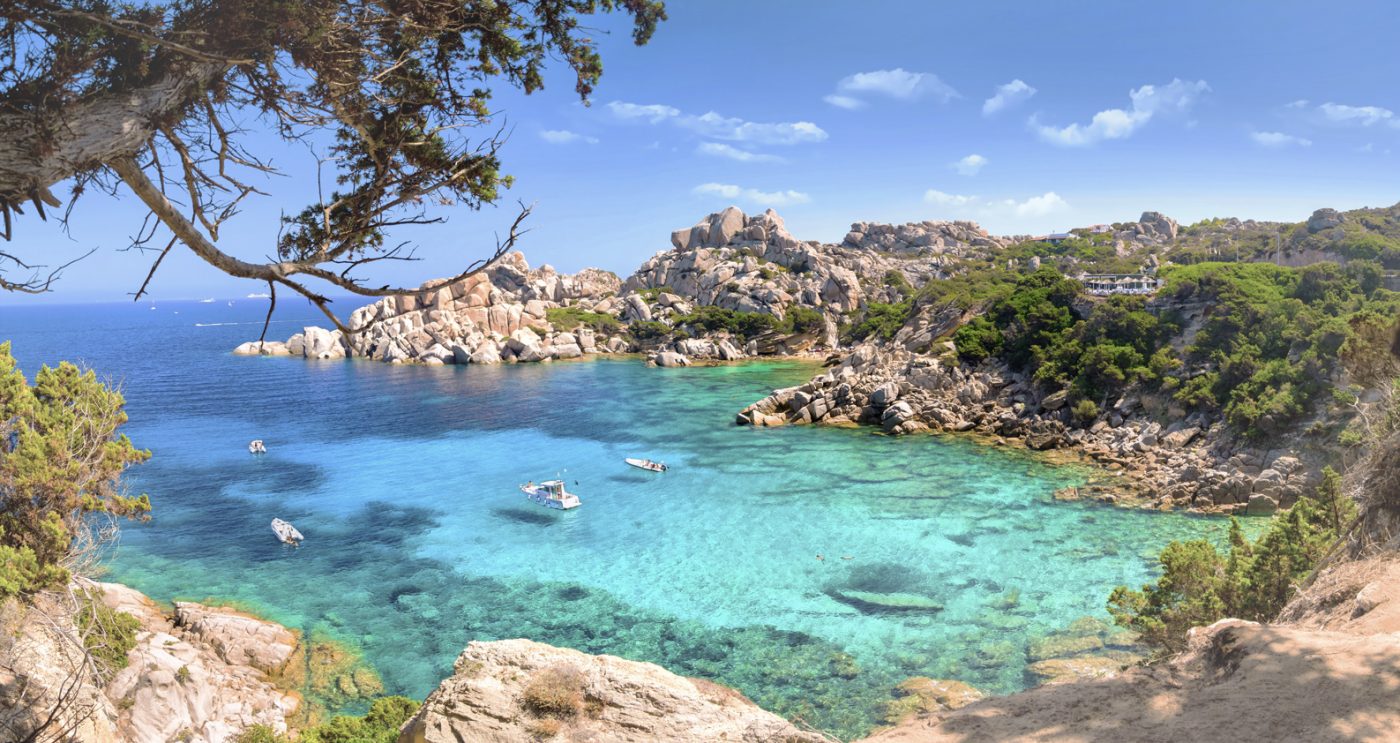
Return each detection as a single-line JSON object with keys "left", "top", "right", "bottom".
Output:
{"left": 0, "top": 298, "right": 1241, "bottom": 739}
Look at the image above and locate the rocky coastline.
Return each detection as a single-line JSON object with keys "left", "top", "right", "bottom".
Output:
{"left": 734, "top": 342, "right": 1323, "bottom": 514}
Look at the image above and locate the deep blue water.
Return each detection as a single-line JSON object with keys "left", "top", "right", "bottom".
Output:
{"left": 0, "top": 299, "right": 1238, "bottom": 739}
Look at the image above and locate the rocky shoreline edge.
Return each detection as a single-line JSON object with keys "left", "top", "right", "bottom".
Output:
{"left": 735, "top": 343, "right": 1318, "bottom": 514}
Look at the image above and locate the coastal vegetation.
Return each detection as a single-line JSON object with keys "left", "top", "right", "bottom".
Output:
{"left": 234, "top": 696, "right": 419, "bottom": 743}
{"left": 914, "top": 261, "right": 1400, "bottom": 438}
{"left": 0, "top": 342, "right": 150, "bottom": 599}
{"left": 1107, "top": 467, "right": 1354, "bottom": 654}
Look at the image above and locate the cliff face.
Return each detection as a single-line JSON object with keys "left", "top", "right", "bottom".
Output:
{"left": 398, "top": 638, "right": 831, "bottom": 743}
{"left": 862, "top": 556, "right": 1400, "bottom": 743}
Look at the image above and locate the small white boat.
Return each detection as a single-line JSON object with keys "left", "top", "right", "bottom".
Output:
{"left": 271, "top": 518, "right": 304, "bottom": 545}
{"left": 520, "top": 479, "right": 582, "bottom": 510}
{"left": 625, "top": 458, "right": 668, "bottom": 473}
{"left": 248, "top": 439, "right": 268, "bottom": 454}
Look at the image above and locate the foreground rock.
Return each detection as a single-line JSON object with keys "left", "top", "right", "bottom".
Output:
{"left": 398, "top": 638, "right": 830, "bottom": 743}
{"left": 0, "top": 581, "right": 302, "bottom": 743}
{"left": 864, "top": 557, "right": 1400, "bottom": 742}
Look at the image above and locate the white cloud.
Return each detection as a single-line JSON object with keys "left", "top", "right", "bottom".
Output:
{"left": 922, "top": 190, "right": 1069, "bottom": 219}
{"left": 539, "top": 129, "right": 598, "bottom": 145}
{"left": 983, "top": 79, "right": 1036, "bottom": 115}
{"left": 607, "top": 100, "right": 827, "bottom": 146}
{"left": 1285, "top": 99, "right": 1310, "bottom": 109}
{"left": 951, "top": 154, "right": 987, "bottom": 176}
{"left": 1317, "top": 102, "right": 1397, "bottom": 127}
{"left": 824, "top": 68, "right": 958, "bottom": 109}
{"left": 822, "top": 94, "right": 866, "bottom": 110}
{"left": 679, "top": 112, "right": 828, "bottom": 145}
{"left": 1251, "top": 131, "right": 1312, "bottom": 148}
{"left": 924, "top": 190, "right": 977, "bottom": 206}
{"left": 693, "top": 183, "right": 811, "bottom": 207}
{"left": 1003, "top": 191, "right": 1068, "bottom": 218}
{"left": 696, "top": 142, "right": 783, "bottom": 163}
{"left": 606, "top": 101, "right": 680, "bottom": 123}
{"left": 1033, "top": 78, "right": 1210, "bottom": 146}
{"left": 836, "top": 68, "right": 958, "bottom": 102}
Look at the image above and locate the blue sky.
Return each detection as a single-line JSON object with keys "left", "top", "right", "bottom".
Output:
{"left": 8, "top": 0, "right": 1400, "bottom": 303}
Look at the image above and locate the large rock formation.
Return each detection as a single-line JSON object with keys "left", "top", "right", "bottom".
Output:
{"left": 398, "top": 638, "right": 829, "bottom": 743}
{"left": 0, "top": 582, "right": 303, "bottom": 743}
{"left": 101, "top": 583, "right": 300, "bottom": 743}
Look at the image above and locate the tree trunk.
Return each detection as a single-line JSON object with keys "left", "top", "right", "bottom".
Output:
{"left": 0, "top": 62, "right": 225, "bottom": 202}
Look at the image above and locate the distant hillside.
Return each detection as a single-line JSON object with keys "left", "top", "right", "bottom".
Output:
{"left": 1169, "top": 203, "right": 1400, "bottom": 268}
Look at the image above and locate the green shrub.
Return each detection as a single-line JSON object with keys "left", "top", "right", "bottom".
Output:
{"left": 235, "top": 725, "right": 288, "bottom": 743}
{"left": 0, "top": 342, "right": 151, "bottom": 599}
{"left": 1071, "top": 399, "right": 1099, "bottom": 424}
{"left": 1107, "top": 468, "right": 1354, "bottom": 655}
{"left": 671, "top": 305, "right": 781, "bottom": 340}
{"left": 545, "top": 307, "right": 621, "bottom": 334}
{"left": 76, "top": 590, "right": 141, "bottom": 682}
{"left": 628, "top": 321, "right": 671, "bottom": 341}
{"left": 783, "top": 306, "right": 826, "bottom": 336}
{"left": 846, "top": 300, "right": 913, "bottom": 342}
{"left": 302, "top": 696, "right": 420, "bottom": 743}
{"left": 952, "top": 317, "right": 1003, "bottom": 361}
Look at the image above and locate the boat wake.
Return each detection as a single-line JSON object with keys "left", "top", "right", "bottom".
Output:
{"left": 194, "top": 321, "right": 291, "bottom": 327}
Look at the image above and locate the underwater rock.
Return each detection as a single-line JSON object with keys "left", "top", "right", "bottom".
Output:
{"left": 826, "top": 589, "right": 946, "bottom": 615}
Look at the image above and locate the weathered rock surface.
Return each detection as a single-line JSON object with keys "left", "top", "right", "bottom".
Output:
{"left": 100, "top": 582, "right": 300, "bottom": 743}
{"left": 398, "top": 638, "right": 829, "bottom": 743}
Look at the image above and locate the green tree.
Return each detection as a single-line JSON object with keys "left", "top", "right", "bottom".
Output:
{"left": 0, "top": 342, "right": 150, "bottom": 599}
{"left": 303, "top": 696, "right": 421, "bottom": 743}
{"left": 1109, "top": 473, "right": 1355, "bottom": 655}
{"left": 0, "top": 1, "right": 665, "bottom": 329}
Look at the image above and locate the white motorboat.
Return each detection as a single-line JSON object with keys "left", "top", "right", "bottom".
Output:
{"left": 624, "top": 457, "right": 668, "bottom": 473}
{"left": 271, "top": 518, "right": 304, "bottom": 545}
{"left": 520, "top": 479, "right": 582, "bottom": 510}
{"left": 248, "top": 439, "right": 267, "bottom": 454}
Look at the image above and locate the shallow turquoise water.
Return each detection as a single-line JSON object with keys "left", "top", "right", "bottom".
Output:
{"left": 0, "top": 301, "right": 1243, "bottom": 739}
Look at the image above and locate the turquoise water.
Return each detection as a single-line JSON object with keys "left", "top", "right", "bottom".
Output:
{"left": 0, "top": 301, "right": 1241, "bottom": 739}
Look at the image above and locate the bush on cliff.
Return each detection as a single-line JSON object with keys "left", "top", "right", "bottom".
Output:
{"left": 846, "top": 300, "right": 914, "bottom": 342}
{"left": 0, "top": 342, "right": 151, "bottom": 600}
{"left": 545, "top": 307, "right": 622, "bottom": 334}
{"left": 77, "top": 588, "right": 141, "bottom": 682}
{"left": 297, "top": 695, "right": 420, "bottom": 743}
{"left": 672, "top": 305, "right": 784, "bottom": 340}
{"left": 1107, "top": 467, "right": 1354, "bottom": 654}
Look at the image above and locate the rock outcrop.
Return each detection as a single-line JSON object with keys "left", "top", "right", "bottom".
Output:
{"left": 398, "top": 638, "right": 830, "bottom": 743}
{"left": 0, "top": 582, "right": 303, "bottom": 743}
{"left": 865, "top": 556, "right": 1400, "bottom": 743}
{"left": 736, "top": 342, "right": 1317, "bottom": 511}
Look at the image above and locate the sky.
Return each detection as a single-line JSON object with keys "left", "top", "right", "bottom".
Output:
{"left": 7, "top": 0, "right": 1400, "bottom": 304}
